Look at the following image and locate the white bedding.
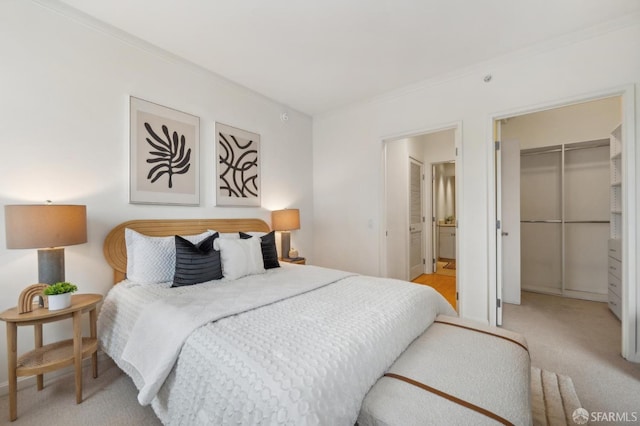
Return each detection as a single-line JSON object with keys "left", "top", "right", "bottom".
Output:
{"left": 98, "top": 264, "right": 455, "bottom": 425}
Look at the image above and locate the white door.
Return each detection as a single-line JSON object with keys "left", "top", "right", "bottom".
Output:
{"left": 409, "top": 158, "right": 424, "bottom": 280}
{"left": 495, "top": 124, "right": 504, "bottom": 325}
{"left": 501, "top": 139, "right": 521, "bottom": 305}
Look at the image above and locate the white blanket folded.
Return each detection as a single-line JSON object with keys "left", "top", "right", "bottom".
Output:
{"left": 121, "top": 265, "right": 353, "bottom": 405}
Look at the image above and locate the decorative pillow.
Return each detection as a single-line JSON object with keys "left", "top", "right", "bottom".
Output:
{"left": 125, "top": 228, "right": 211, "bottom": 284}
{"left": 172, "top": 233, "right": 222, "bottom": 287}
{"left": 217, "top": 236, "right": 266, "bottom": 280}
{"left": 210, "top": 231, "right": 241, "bottom": 250}
{"left": 240, "top": 231, "right": 280, "bottom": 269}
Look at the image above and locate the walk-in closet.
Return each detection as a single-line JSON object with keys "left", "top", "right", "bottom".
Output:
{"left": 520, "top": 140, "right": 610, "bottom": 301}
{"left": 500, "top": 96, "right": 622, "bottom": 307}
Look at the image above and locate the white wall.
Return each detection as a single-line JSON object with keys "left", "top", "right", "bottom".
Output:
{"left": 0, "top": 0, "right": 313, "bottom": 387}
{"left": 313, "top": 22, "right": 640, "bottom": 326}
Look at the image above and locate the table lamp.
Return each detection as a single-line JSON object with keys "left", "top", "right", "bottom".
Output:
{"left": 5, "top": 204, "right": 87, "bottom": 284}
{"left": 271, "top": 208, "right": 300, "bottom": 259}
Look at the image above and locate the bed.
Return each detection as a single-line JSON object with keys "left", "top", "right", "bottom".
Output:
{"left": 99, "top": 218, "right": 530, "bottom": 425}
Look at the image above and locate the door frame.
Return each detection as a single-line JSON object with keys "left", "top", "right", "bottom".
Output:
{"left": 380, "top": 121, "right": 463, "bottom": 313}
{"left": 487, "top": 85, "right": 638, "bottom": 362}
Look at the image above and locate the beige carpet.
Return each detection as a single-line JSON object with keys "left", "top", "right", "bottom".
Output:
{"left": 504, "top": 292, "right": 640, "bottom": 426}
{"left": 531, "top": 367, "right": 583, "bottom": 426}
{"left": 0, "top": 358, "right": 161, "bottom": 426}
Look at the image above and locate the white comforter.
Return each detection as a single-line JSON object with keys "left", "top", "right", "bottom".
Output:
{"left": 98, "top": 264, "right": 455, "bottom": 425}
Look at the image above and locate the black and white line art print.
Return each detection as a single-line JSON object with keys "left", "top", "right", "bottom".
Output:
{"left": 215, "top": 123, "right": 260, "bottom": 207}
{"left": 129, "top": 96, "right": 199, "bottom": 205}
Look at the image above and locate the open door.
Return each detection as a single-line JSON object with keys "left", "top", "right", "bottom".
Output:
{"left": 495, "top": 122, "right": 504, "bottom": 325}
{"left": 495, "top": 123, "right": 521, "bottom": 325}
{"left": 409, "top": 158, "right": 424, "bottom": 280}
{"left": 501, "top": 139, "right": 521, "bottom": 304}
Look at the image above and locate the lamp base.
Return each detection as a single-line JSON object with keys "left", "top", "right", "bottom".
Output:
{"left": 281, "top": 231, "right": 291, "bottom": 259}
{"left": 38, "top": 248, "right": 65, "bottom": 284}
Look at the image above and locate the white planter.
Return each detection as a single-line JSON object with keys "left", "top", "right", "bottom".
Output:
{"left": 48, "top": 293, "right": 72, "bottom": 310}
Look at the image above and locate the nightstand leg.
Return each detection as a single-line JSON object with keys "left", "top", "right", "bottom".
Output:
{"left": 90, "top": 308, "right": 98, "bottom": 378}
{"left": 7, "top": 322, "right": 17, "bottom": 421}
{"left": 73, "top": 311, "right": 82, "bottom": 404}
{"left": 34, "top": 323, "right": 43, "bottom": 390}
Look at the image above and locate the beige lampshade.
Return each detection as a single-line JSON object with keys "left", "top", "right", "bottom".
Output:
{"left": 5, "top": 204, "right": 87, "bottom": 249}
{"left": 271, "top": 208, "right": 300, "bottom": 231}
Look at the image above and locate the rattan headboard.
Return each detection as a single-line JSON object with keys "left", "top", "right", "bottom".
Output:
{"left": 103, "top": 218, "right": 271, "bottom": 284}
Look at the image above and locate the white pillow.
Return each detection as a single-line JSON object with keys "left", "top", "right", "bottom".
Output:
{"left": 210, "top": 231, "right": 241, "bottom": 250}
{"left": 217, "top": 236, "right": 266, "bottom": 280}
{"left": 125, "top": 228, "right": 211, "bottom": 284}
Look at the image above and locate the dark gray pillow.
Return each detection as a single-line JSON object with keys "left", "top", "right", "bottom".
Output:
{"left": 240, "top": 231, "right": 280, "bottom": 269}
{"left": 172, "top": 232, "right": 223, "bottom": 287}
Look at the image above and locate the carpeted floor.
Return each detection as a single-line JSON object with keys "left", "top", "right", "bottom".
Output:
{"left": 503, "top": 292, "right": 640, "bottom": 425}
{"left": 0, "top": 358, "right": 160, "bottom": 426}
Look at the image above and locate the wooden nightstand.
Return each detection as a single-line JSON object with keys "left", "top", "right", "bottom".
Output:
{"left": 0, "top": 293, "right": 102, "bottom": 421}
{"left": 280, "top": 257, "right": 306, "bottom": 265}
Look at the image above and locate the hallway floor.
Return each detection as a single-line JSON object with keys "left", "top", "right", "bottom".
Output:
{"left": 412, "top": 272, "right": 456, "bottom": 310}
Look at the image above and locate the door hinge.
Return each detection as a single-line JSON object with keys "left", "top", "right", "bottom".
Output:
{"left": 423, "top": 259, "right": 426, "bottom": 265}
{"left": 432, "top": 216, "right": 435, "bottom": 223}
{"left": 496, "top": 220, "right": 501, "bottom": 230}
{"left": 497, "top": 298, "right": 502, "bottom": 308}
{"left": 385, "top": 230, "right": 388, "bottom": 237}
{"left": 423, "top": 216, "right": 425, "bottom": 222}
{"left": 432, "top": 258, "right": 436, "bottom": 269}
{"left": 495, "top": 141, "right": 500, "bottom": 151}
{"left": 456, "top": 292, "right": 459, "bottom": 300}
{"left": 455, "top": 147, "right": 459, "bottom": 156}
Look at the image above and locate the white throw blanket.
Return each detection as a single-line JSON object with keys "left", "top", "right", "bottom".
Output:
{"left": 121, "top": 265, "right": 353, "bottom": 405}
{"left": 99, "top": 265, "right": 456, "bottom": 425}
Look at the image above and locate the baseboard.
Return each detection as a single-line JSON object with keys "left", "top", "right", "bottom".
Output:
{"left": 0, "top": 350, "right": 111, "bottom": 398}
{"left": 522, "top": 287, "right": 608, "bottom": 303}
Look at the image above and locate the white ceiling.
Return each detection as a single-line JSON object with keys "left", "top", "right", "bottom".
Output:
{"left": 52, "top": 0, "right": 640, "bottom": 116}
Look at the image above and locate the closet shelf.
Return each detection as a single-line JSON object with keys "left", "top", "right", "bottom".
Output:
{"left": 611, "top": 181, "right": 622, "bottom": 187}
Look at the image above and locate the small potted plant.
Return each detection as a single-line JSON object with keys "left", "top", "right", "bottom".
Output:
{"left": 44, "top": 282, "right": 78, "bottom": 310}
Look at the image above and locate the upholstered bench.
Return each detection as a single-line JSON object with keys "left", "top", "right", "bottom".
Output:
{"left": 359, "top": 315, "right": 531, "bottom": 425}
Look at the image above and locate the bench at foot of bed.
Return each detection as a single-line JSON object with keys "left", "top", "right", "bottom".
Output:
{"left": 359, "top": 315, "right": 531, "bottom": 426}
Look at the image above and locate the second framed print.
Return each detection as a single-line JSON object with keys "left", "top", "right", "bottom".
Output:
{"left": 216, "top": 123, "right": 261, "bottom": 207}
{"left": 129, "top": 96, "right": 199, "bottom": 205}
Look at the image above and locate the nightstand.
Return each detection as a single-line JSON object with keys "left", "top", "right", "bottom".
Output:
{"left": 0, "top": 293, "right": 102, "bottom": 421}
{"left": 280, "top": 257, "right": 306, "bottom": 265}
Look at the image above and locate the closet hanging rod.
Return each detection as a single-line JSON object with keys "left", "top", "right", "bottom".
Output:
{"left": 520, "top": 140, "right": 609, "bottom": 156}
{"left": 520, "top": 149, "right": 562, "bottom": 157}
{"left": 520, "top": 220, "right": 610, "bottom": 224}
{"left": 564, "top": 142, "right": 610, "bottom": 152}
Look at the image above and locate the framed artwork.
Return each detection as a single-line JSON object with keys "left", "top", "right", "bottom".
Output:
{"left": 129, "top": 96, "right": 199, "bottom": 205}
{"left": 215, "top": 122, "right": 261, "bottom": 207}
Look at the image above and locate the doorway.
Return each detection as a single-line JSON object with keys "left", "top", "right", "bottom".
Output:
{"left": 382, "top": 125, "right": 460, "bottom": 311}
{"left": 491, "top": 92, "right": 639, "bottom": 363}
{"left": 432, "top": 161, "right": 456, "bottom": 276}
